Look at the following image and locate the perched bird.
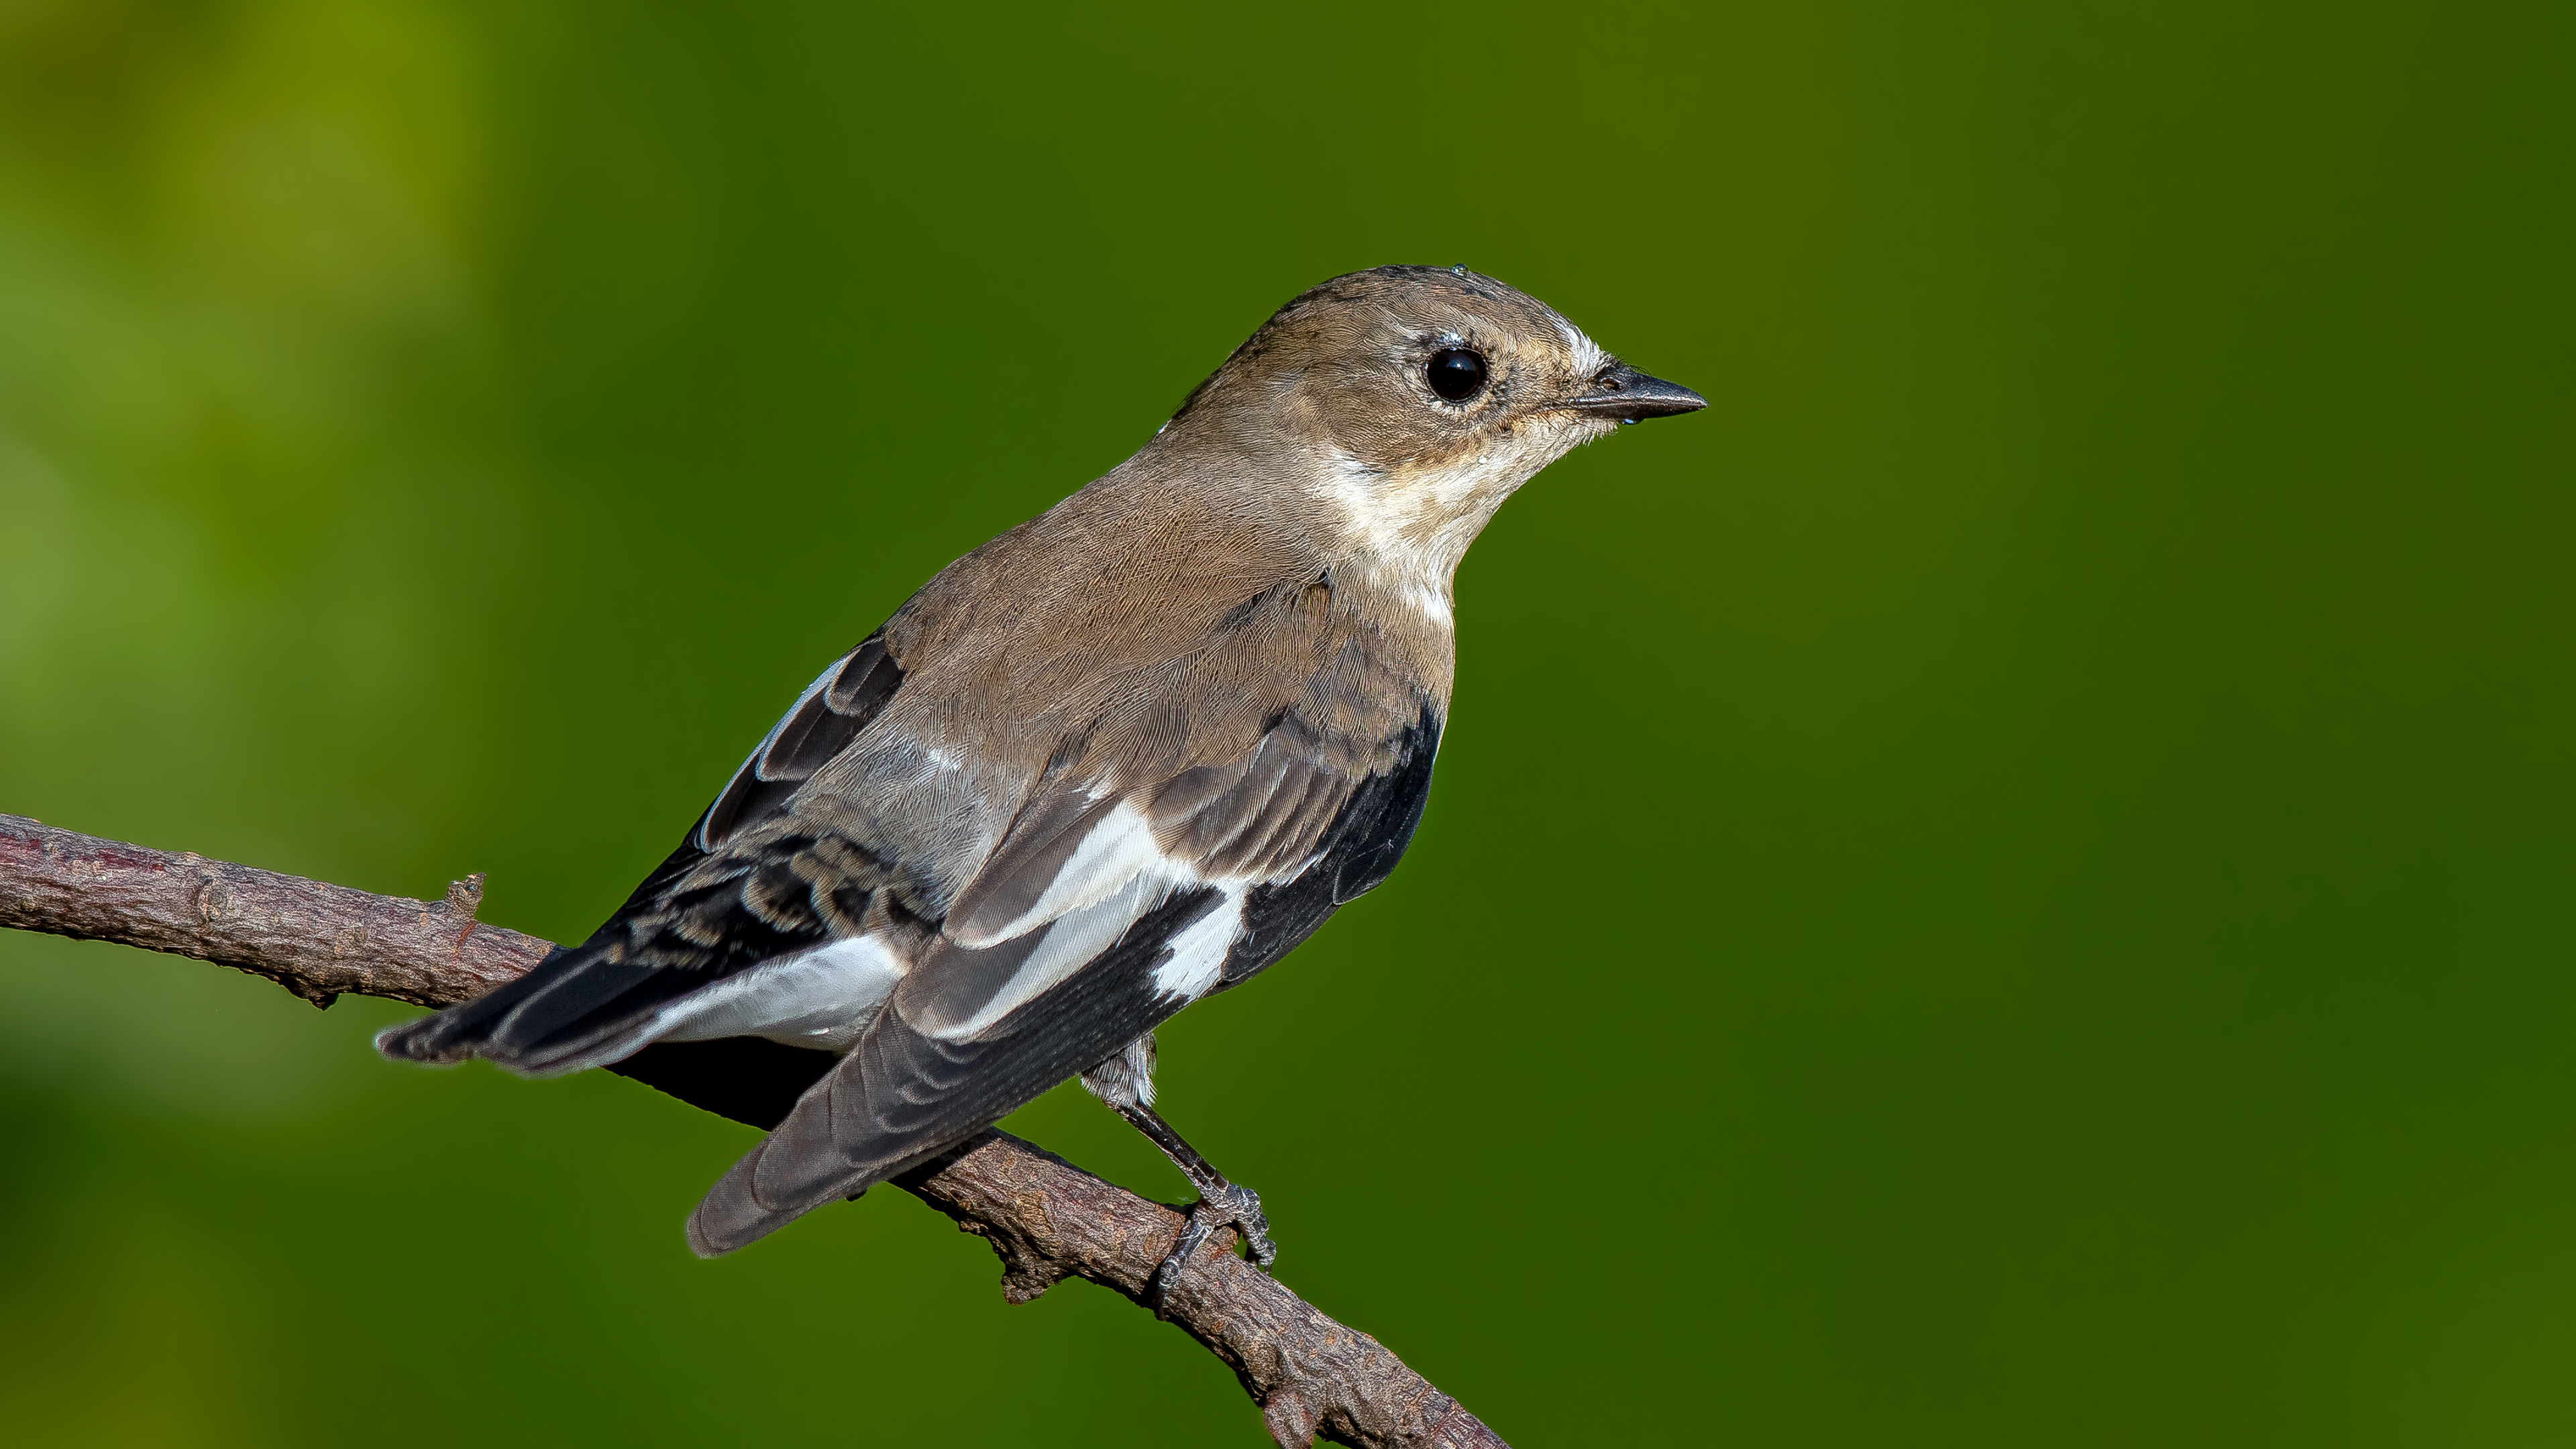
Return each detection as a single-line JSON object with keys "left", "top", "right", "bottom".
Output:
{"left": 380, "top": 265, "right": 1703, "bottom": 1290}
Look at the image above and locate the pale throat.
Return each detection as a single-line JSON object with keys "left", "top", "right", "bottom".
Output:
{"left": 1318, "top": 427, "right": 1590, "bottom": 626}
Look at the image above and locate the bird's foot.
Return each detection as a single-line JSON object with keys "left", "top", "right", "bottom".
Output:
{"left": 1146, "top": 1183, "right": 1275, "bottom": 1317}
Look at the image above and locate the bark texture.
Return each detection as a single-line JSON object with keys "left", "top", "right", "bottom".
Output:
{"left": 0, "top": 814, "right": 1505, "bottom": 1448}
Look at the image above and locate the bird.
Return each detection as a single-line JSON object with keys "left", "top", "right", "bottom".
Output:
{"left": 378, "top": 264, "right": 1704, "bottom": 1294}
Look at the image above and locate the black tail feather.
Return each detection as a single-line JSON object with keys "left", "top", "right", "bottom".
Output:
{"left": 374, "top": 947, "right": 578, "bottom": 1064}
{"left": 608, "top": 1038, "right": 837, "bottom": 1130}
{"left": 373, "top": 942, "right": 718, "bottom": 1075}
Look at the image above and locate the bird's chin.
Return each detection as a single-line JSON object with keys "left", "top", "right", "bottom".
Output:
{"left": 1526, "top": 409, "right": 1625, "bottom": 458}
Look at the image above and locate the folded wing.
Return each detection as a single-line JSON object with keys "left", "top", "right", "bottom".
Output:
{"left": 685, "top": 701, "right": 1442, "bottom": 1255}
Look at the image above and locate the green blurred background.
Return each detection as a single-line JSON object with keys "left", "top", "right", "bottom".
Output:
{"left": 1, "top": 1, "right": 2567, "bottom": 1443}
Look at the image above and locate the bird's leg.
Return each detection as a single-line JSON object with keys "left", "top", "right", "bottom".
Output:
{"left": 1112, "top": 1100, "right": 1277, "bottom": 1312}
{"left": 1080, "top": 1035, "right": 1276, "bottom": 1309}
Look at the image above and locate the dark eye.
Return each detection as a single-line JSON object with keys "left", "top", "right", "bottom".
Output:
{"left": 1426, "top": 348, "right": 1487, "bottom": 401}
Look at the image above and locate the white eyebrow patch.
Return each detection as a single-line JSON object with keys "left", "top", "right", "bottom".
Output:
{"left": 1556, "top": 315, "right": 1607, "bottom": 381}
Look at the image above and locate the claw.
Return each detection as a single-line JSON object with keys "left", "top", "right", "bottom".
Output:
{"left": 1218, "top": 1183, "right": 1277, "bottom": 1267}
{"left": 1108, "top": 1099, "right": 1281, "bottom": 1315}
{"left": 1146, "top": 1183, "right": 1276, "bottom": 1317}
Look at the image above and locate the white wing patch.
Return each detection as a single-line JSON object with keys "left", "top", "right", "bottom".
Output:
{"left": 916, "top": 802, "right": 1254, "bottom": 1042}
{"left": 1150, "top": 884, "right": 1246, "bottom": 1000}
{"left": 957, "top": 801, "right": 1169, "bottom": 949}
{"left": 655, "top": 934, "right": 909, "bottom": 1052}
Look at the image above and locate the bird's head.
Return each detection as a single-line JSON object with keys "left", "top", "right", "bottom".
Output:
{"left": 1153, "top": 265, "right": 1705, "bottom": 602}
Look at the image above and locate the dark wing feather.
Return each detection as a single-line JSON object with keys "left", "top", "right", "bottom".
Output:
{"left": 1216, "top": 703, "right": 1440, "bottom": 991}
{"left": 375, "top": 635, "right": 904, "bottom": 1074}
{"left": 700, "top": 637, "right": 902, "bottom": 850}
{"left": 609, "top": 1038, "right": 838, "bottom": 1131}
{"left": 687, "top": 886, "right": 1227, "bottom": 1254}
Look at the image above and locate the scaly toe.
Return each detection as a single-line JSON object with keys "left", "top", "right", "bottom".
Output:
{"left": 1146, "top": 1214, "right": 1218, "bottom": 1318}
{"left": 1215, "top": 1184, "right": 1278, "bottom": 1269}
{"left": 1144, "top": 1187, "right": 1279, "bottom": 1317}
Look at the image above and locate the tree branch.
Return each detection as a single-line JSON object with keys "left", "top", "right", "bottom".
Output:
{"left": 0, "top": 814, "right": 1505, "bottom": 1448}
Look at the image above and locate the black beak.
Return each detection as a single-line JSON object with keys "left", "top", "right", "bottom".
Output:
{"left": 1559, "top": 362, "right": 1708, "bottom": 423}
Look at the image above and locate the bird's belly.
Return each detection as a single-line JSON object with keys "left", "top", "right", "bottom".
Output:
{"left": 653, "top": 934, "right": 907, "bottom": 1054}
